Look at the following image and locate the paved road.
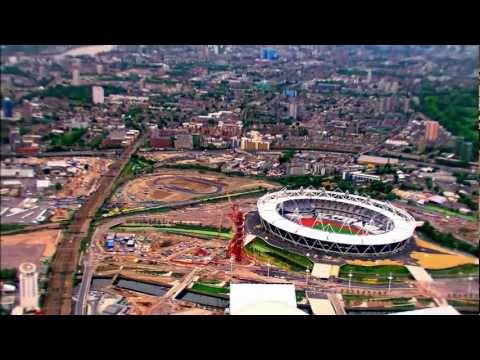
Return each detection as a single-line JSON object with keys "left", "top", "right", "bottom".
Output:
{"left": 74, "top": 249, "right": 96, "bottom": 315}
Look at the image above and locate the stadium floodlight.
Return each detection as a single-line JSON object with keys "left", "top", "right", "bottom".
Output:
{"left": 387, "top": 272, "right": 393, "bottom": 293}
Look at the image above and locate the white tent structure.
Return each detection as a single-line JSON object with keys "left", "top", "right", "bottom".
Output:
{"left": 391, "top": 305, "right": 460, "bottom": 315}
{"left": 229, "top": 283, "right": 307, "bottom": 315}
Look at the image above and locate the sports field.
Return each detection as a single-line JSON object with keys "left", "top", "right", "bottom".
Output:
{"left": 300, "top": 217, "right": 367, "bottom": 235}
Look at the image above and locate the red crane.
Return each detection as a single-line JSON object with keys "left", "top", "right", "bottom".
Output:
{"left": 226, "top": 203, "right": 245, "bottom": 262}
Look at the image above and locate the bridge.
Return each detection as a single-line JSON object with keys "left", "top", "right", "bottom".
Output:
{"left": 327, "top": 293, "right": 347, "bottom": 315}
{"left": 163, "top": 268, "right": 199, "bottom": 300}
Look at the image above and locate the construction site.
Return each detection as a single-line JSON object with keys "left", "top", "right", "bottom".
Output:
{"left": 109, "top": 169, "right": 277, "bottom": 208}
{"left": 1, "top": 156, "right": 113, "bottom": 225}
{"left": 1, "top": 229, "right": 62, "bottom": 268}
{"left": 73, "top": 190, "right": 478, "bottom": 315}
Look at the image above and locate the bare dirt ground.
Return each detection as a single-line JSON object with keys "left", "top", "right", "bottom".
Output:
{"left": 143, "top": 152, "right": 185, "bottom": 162}
{"left": 143, "top": 151, "right": 233, "bottom": 166}
{"left": 112, "top": 169, "right": 277, "bottom": 207}
{"left": 57, "top": 158, "right": 113, "bottom": 198}
{"left": 135, "top": 197, "right": 259, "bottom": 228}
{"left": 0, "top": 229, "right": 61, "bottom": 268}
{"left": 49, "top": 208, "right": 72, "bottom": 222}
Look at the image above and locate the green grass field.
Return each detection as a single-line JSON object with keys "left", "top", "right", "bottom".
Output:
{"left": 424, "top": 204, "right": 477, "bottom": 222}
{"left": 245, "top": 237, "right": 313, "bottom": 272}
{"left": 152, "top": 227, "right": 231, "bottom": 239}
{"left": 115, "top": 224, "right": 232, "bottom": 239}
{"left": 428, "top": 264, "right": 479, "bottom": 278}
{"left": 313, "top": 223, "right": 360, "bottom": 235}
{"left": 0, "top": 223, "right": 27, "bottom": 235}
{"left": 191, "top": 282, "right": 229, "bottom": 295}
{"left": 339, "top": 264, "right": 412, "bottom": 284}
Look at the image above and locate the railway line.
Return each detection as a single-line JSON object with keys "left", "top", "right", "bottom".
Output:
{"left": 43, "top": 134, "right": 146, "bottom": 315}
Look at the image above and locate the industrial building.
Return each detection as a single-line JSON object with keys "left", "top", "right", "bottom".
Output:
{"left": 19, "top": 262, "right": 39, "bottom": 312}
{"left": 240, "top": 137, "right": 270, "bottom": 152}
{"left": 229, "top": 283, "right": 306, "bottom": 315}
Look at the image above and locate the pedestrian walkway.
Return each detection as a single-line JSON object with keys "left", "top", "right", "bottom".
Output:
{"left": 406, "top": 265, "right": 433, "bottom": 283}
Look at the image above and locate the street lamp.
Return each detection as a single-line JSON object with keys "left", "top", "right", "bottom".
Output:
{"left": 348, "top": 270, "right": 353, "bottom": 290}
{"left": 467, "top": 276, "right": 474, "bottom": 295}
{"left": 267, "top": 261, "right": 270, "bottom": 278}
{"left": 306, "top": 268, "right": 310, "bottom": 286}
{"left": 387, "top": 272, "right": 393, "bottom": 293}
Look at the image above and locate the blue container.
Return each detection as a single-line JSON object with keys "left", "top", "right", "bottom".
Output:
{"left": 261, "top": 48, "right": 279, "bottom": 60}
{"left": 2, "top": 98, "right": 13, "bottom": 118}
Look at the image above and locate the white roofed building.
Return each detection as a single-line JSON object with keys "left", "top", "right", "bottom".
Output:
{"left": 229, "top": 283, "right": 306, "bottom": 315}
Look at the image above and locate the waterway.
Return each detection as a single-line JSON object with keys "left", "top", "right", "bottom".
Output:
{"left": 59, "top": 45, "right": 116, "bottom": 58}
{"left": 177, "top": 289, "right": 229, "bottom": 309}
{"left": 91, "top": 277, "right": 112, "bottom": 290}
{"left": 116, "top": 279, "right": 170, "bottom": 296}
{"left": 92, "top": 277, "right": 229, "bottom": 308}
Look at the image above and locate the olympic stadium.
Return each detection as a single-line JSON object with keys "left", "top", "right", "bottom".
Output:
{"left": 253, "top": 188, "right": 417, "bottom": 257}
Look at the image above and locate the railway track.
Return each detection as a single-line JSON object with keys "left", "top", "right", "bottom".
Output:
{"left": 43, "top": 134, "right": 146, "bottom": 315}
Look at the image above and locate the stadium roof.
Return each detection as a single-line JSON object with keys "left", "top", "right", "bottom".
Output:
{"left": 391, "top": 305, "right": 460, "bottom": 315}
{"left": 258, "top": 189, "right": 416, "bottom": 246}
{"left": 230, "top": 283, "right": 306, "bottom": 315}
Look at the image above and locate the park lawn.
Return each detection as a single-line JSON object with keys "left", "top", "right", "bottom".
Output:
{"left": 424, "top": 204, "right": 477, "bottom": 222}
{"left": 246, "top": 237, "right": 313, "bottom": 271}
{"left": 191, "top": 282, "right": 229, "bottom": 295}
{"left": 0, "top": 223, "right": 27, "bottom": 234}
{"left": 154, "top": 227, "right": 232, "bottom": 239}
{"left": 428, "top": 264, "right": 479, "bottom": 278}
{"left": 448, "top": 299, "right": 479, "bottom": 308}
{"left": 340, "top": 264, "right": 412, "bottom": 283}
{"left": 116, "top": 224, "right": 231, "bottom": 239}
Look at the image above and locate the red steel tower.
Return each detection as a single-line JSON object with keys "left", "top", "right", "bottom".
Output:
{"left": 226, "top": 203, "right": 245, "bottom": 262}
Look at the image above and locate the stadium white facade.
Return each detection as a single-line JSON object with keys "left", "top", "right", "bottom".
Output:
{"left": 257, "top": 188, "right": 417, "bottom": 257}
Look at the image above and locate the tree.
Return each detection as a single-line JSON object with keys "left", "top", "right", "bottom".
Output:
{"left": 425, "top": 177, "right": 433, "bottom": 190}
{"left": 279, "top": 149, "right": 295, "bottom": 164}
{"left": 55, "top": 182, "right": 62, "bottom": 191}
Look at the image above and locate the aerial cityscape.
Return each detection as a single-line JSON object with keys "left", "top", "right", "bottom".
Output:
{"left": 0, "top": 45, "right": 478, "bottom": 316}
